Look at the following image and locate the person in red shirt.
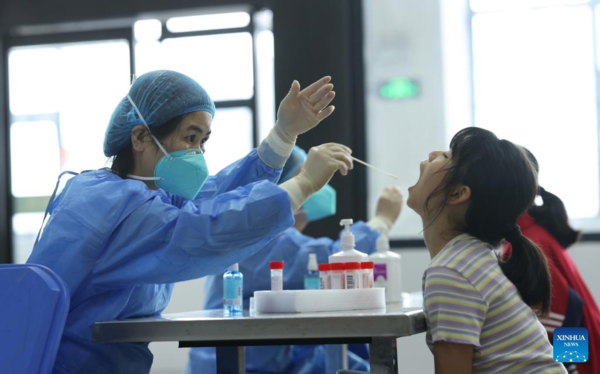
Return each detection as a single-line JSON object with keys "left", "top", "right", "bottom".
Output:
{"left": 505, "top": 149, "right": 600, "bottom": 374}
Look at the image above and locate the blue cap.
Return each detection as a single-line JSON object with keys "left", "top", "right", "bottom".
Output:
{"left": 104, "top": 70, "right": 216, "bottom": 157}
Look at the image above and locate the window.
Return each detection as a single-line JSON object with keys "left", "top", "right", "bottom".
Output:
{"left": 8, "top": 39, "right": 131, "bottom": 263}
{"left": 136, "top": 32, "right": 255, "bottom": 101}
{"left": 203, "top": 107, "right": 254, "bottom": 173}
{"left": 6, "top": 7, "right": 276, "bottom": 262}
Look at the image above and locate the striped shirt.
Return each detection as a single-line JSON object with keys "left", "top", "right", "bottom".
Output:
{"left": 422, "top": 234, "right": 567, "bottom": 373}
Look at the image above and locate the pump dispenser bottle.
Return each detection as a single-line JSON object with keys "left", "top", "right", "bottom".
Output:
{"left": 329, "top": 219, "right": 368, "bottom": 263}
{"left": 368, "top": 233, "right": 402, "bottom": 303}
{"left": 304, "top": 254, "right": 320, "bottom": 290}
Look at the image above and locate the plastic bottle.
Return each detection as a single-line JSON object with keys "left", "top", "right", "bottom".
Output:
{"left": 223, "top": 264, "right": 243, "bottom": 314}
{"left": 345, "top": 262, "right": 362, "bottom": 289}
{"left": 368, "top": 233, "right": 402, "bottom": 303}
{"left": 361, "top": 261, "right": 374, "bottom": 289}
{"left": 270, "top": 261, "right": 284, "bottom": 291}
{"left": 304, "top": 254, "right": 320, "bottom": 290}
{"left": 319, "top": 263, "right": 331, "bottom": 290}
{"left": 330, "top": 262, "right": 346, "bottom": 289}
{"left": 329, "top": 219, "right": 368, "bottom": 263}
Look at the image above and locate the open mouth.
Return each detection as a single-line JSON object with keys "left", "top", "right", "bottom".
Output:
{"left": 410, "top": 160, "right": 428, "bottom": 188}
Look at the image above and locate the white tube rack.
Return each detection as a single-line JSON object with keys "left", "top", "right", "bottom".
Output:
{"left": 254, "top": 288, "right": 386, "bottom": 314}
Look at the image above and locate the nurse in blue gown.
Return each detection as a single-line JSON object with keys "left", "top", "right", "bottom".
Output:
{"left": 26, "top": 70, "right": 354, "bottom": 374}
{"left": 185, "top": 146, "right": 404, "bottom": 374}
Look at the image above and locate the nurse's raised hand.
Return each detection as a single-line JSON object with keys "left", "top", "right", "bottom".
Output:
{"left": 275, "top": 76, "right": 336, "bottom": 142}
{"left": 257, "top": 76, "right": 336, "bottom": 169}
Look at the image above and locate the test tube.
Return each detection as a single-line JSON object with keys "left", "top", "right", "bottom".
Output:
{"left": 270, "top": 261, "right": 284, "bottom": 291}
{"left": 330, "top": 263, "right": 346, "bottom": 290}
{"left": 318, "top": 263, "right": 331, "bottom": 290}
{"left": 361, "top": 261, "right": 374, "bottom": 289}
{"left": 345, "top": 262, "right": 362, "bottom": 289}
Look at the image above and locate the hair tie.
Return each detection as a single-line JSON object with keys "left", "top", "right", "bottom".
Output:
{"left": 505, "top": 225, "right": 522, "bottom": 243}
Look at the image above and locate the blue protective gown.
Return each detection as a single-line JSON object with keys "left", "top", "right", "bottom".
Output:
{"left": 185, "top": 222, "right": 379, "bottom": 374}
{"left": 27, "top": 149, "right": 294, "bottom": 374}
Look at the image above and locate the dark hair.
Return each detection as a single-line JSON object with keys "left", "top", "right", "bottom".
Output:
{"left": 522, "top": 149, "right": 582, "bottom": 249}
{"left": 110, "top": 115, "right": 184, "bottom": 177}
{"left": 426, "top": 127, "right": 552, "bottom": 316}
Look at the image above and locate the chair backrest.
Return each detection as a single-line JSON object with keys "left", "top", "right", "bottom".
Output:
{"left": 0, "top": 264, "right": 70, "bottom": 374}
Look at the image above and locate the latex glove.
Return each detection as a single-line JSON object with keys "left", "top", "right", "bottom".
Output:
{"left": 298, "top": 143, "right": 353, "bottom": 192}
{"left": 274, "top": 76, "right": 336, "bottom": 142}
{"left": 280, "top": 143, "right": 352, "bottom": 211}
{"left": 372, "top": 186, "right": 404, "bottom": 230}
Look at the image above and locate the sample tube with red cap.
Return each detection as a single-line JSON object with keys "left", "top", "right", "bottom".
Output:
{"left": 319, "top": 263, "right": 331, "bottom": 290}
{"left": 270, "top": 261, "right": 284, "bottom": 291}
{"left": 361, "top": 261, "right": 374, "bottom": 289}
{"left": 345, "top": 262, "right": 362, "bottom": 289}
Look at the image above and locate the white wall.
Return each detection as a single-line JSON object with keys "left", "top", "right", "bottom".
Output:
{"left": 566, "top": 242, "right": 600, "bottom": 302}
{"left": 364, "top": 0, "right": 463, "bottom": 241}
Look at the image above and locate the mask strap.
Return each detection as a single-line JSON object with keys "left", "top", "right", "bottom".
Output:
{"left": 126, "top": 94, "right": 173, "bottom": 160}
{"left": 126, "top": 174, "right": 161, "bottom": 181}
{"left": 35, "top": 170, "right": 80, "bottom": 247}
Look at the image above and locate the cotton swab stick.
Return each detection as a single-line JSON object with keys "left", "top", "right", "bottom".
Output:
{"left": 351, "top": 157, "right": 399, "bottom": 180}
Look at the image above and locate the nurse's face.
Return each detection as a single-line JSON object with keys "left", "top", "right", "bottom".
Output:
{"left": 160, "top": 111, "right": 212, "bottom": 154}
{"left": 134, "top": 110, "right": 212, "bottom": 182}
{"left": 406, "top": 150, "right": 452, "bottom": 219}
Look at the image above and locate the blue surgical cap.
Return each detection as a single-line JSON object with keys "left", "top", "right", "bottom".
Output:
{"left": 103, "top": 70, "right": 216, "bottom": 157}
{"left": 280, "top": 146, "right": 307, "bottom": 184}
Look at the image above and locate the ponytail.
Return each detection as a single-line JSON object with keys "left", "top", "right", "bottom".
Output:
{"left": 529, "top": 187, "right": 581, "bottom": 249}
{"left": 500, "top": 231, "right": 552, "bottom": 316}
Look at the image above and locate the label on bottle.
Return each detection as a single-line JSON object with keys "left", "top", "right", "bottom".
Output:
{"left": 305, "top": 276, "right": 320, "bottom": 290}
{"left": 346, "top": 273, "right": 359, "bottom": 289}
{"left": 331, "top": 272, "right": 346, "bottom": 289}
{"left": 320, "top": 272, "right": 331, "bottom": 290}
{"left": 374, "top": 263, "right": 388, "bottom": 287}
{"left": 224, "top": 278, "right": 242, "bottom": 306}
{"left": 362, "top": 270, "right": 374, "bottom": 289}
{"left": 271, "top": 274, "right": 283, "bottom": 291}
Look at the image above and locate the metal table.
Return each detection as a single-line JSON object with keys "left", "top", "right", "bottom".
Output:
{"left": 92, "top": 305, "right": 425, "bottom": 374}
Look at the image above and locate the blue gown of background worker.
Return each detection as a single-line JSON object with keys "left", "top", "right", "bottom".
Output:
{"left": 185, "top": 146, "right": 404, "bottom": 374}
{"left": 26, "top": 70, "right": 348, "bottom": 374}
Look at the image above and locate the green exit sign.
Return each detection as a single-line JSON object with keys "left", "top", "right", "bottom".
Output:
{"left": 380, "top": 77, "right": 420, "bottom": 100}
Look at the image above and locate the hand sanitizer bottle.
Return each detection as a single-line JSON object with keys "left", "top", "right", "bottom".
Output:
{"left": 329, "top": 219, "right": 368, "bottom": 263}
{"left": 223, "top": 264, "right": 243, "bottom": 314}
{"left": 368, "top": 233, "right": 402, "bottom": 303}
